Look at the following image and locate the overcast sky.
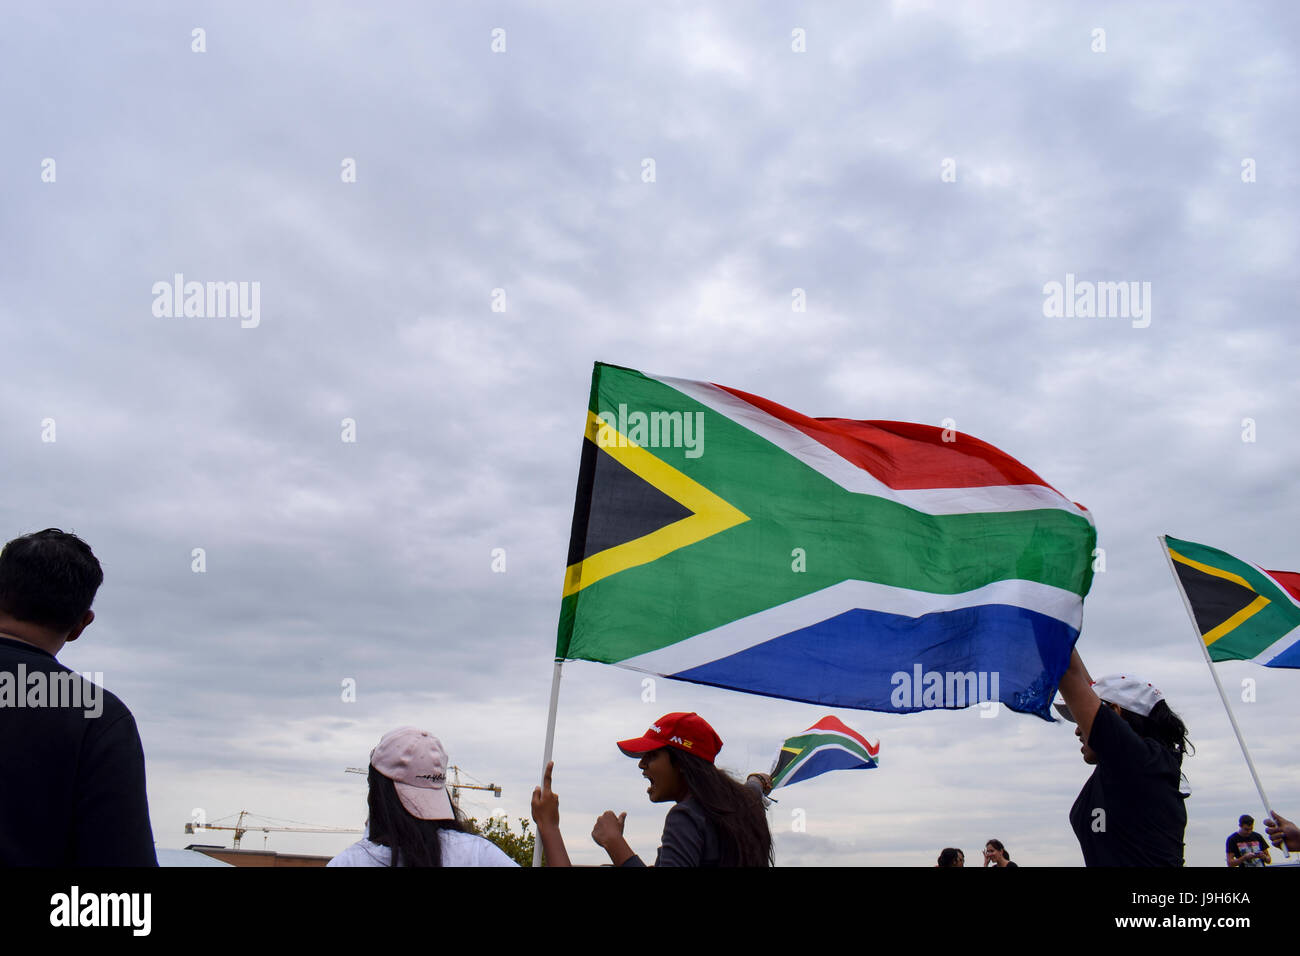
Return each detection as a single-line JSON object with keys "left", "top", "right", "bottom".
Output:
{"left": 3, "top": 0, "right": 1298, "bottom": 867}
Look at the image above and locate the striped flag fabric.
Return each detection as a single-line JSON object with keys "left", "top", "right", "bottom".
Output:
{"left": 556, "top": 363, "right": 1097, "bottom": 718}
{"left": 770, "top": 716, "right": 879, "bottom": 789}
{"left": 1162, "top": 535, "right": 1300, "bottom": 667}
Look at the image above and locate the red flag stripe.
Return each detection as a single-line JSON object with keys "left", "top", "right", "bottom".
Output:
{"left": 807, "top": 715, "right": 880, "bottom": 756}
{"left": 716, "top": 383, "right": 1065, "bottom": 492}
{"left": 1265, "top": 569, "right": 1300, "bottom": 604}
{"left": 657, "top": 374, "right": 1092, "bottom": 520}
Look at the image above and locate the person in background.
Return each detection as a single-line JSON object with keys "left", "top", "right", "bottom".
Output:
{"left": 936, "top": 848, "right": 964, "bottom": 867}
{"left": 1055, "top": 648, "right": 1191, "bottom": 866}
{"left": 1226, "top": 814, "right": 1271, "bottom": 867}
{"left": 982, "top": 838, "right": 1017, "bottom": 867}
{"left": 532, "top": 711, "right": 773, "bottom": 867}
{"left": 0, "top": 529, "right": 157, "bottom": 866}
{"left": 328, "top": 726, "right": 516, "bottom": 867}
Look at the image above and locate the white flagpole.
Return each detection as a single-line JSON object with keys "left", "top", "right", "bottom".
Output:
{"left": 531, "top": 659, "right": 564, "bottom": 867}
{"left": 1159, "top": 535, "right": 1288, "bottom": 858}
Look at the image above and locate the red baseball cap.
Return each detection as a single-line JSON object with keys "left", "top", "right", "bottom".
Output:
{"left": 616, "top": 712, "right": 723, "bottom": 763}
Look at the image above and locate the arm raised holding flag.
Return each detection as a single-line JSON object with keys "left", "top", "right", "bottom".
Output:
{"left": 1057, "top": 649, "right": 1101, "bottom": 740}
{"left": 530, "top": 762, "right": 571, "bottom": 867}
{"left": 1055, "top": 648, "right": 1191, "bottom": 866}
{"left": 1264, "top": 812, "right": 1300, "bottom": 852}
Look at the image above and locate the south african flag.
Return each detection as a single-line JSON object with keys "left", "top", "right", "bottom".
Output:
{"left": 556, "top": 363, "right": 1097, "bottom": 718}
{"left": 1163, "top": 535, "right": 1300, "bottom": 667}
{"left": 771, "top": 716, "right": 880, "bottom": 789}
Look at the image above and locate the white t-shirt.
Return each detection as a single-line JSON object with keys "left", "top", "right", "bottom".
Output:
{"left": 327, "top": 830, "right": 518, "bottom": 867}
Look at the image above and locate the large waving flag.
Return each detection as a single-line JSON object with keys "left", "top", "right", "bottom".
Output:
{"left": 556, "top": 363, "right": 1097, "bottom": 718}
{"left": 771, "top": 716, "right": 879, "bottom": 789}
{"left": 1162, "top": 536, "right": 1300, "bottom": 667}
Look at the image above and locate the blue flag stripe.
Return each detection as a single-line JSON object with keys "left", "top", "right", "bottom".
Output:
{"left": 674, "top": 604, "right": 1076, "bottom": 717}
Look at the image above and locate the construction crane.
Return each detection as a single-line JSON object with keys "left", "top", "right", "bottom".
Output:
{"left": 184, "top": 810, "right": 361, "bottom": 849}
{"left": 344, "top": 765, "right": 502, "bottom": 803}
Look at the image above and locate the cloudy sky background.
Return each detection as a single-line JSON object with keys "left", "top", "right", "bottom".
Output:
{"left": 3, "top": 0, "right": 1298, "bottom": 866}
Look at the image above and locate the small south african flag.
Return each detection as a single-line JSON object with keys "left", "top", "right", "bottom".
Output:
{"left": 770, "top": 715, "right": 880, "bottom": 789}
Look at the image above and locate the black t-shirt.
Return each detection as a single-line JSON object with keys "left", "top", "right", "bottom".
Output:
{"left": 1068, "top": 704, "right": 1187, "bottom": 866}
{"left": 0, "top": 636, "right": 157, "bottom": 865}
{"left": 621, "top": 797, "right": 722, "bottom": 867}
{"left": 1226, "top": 831, "right": 1268, "bottom": 866}
{"left": 620, "top": 779, "right": 768, "bottom": 867}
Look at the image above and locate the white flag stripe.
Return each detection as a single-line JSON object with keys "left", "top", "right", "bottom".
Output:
{"left": 775, "top": 740, "right": 877, "bottom": 785}
{"left": 791, "top": 729, "right": 878, "bottom": 754}
{"left": 787, "top": 726, "right": 879, "bottom": 757}
{"left": 619, "top": 578, "right": 1083, "bottom": 676}
{"left": 657, "top": 374, "right": 1092, "bottom": 521}
{"left": 1254, "top": 624, "right": 1300, "bottom": 666}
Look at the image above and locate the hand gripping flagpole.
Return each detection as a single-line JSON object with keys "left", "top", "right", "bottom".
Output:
{"left": 532, "top": 658, "right": 564, "bottom": 867}
{"left": 1159, "top": 535, "right": 1288, "bottom": 858}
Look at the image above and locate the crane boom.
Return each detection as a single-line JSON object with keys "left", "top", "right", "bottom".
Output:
{"left": 185, "top": 810, "right": 361, "bottom": 848}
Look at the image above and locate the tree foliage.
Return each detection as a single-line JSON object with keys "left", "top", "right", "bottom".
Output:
{"left": 464, "top": 815, "right": 535, "bottom": 867}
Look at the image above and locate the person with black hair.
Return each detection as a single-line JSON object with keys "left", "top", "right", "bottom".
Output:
{"left": 0, "top": 528, "right": 157, "bottom": 866}
{"left": 982, "top": 839, "right": 1017, "bottom": 867}
{"left": 328, "top": 727, "right": 516, "bottom": 867}
{"left": 936, "top": 847, "right": 964, "bottom": 867}
{"left": 532, "top": 712, "right": 773, "bottom": 867}
{"left": 1226, "top": 815, "right": 1270, "bottom": 867}
{"left": 1055, "top": 649, "right": 1191, "bottom": 866}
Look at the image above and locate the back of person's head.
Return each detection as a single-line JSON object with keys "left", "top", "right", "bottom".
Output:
{"left": 1118, "top": 699, "right": 1193, "bottom": 762}
{"left": 0, "top": 529, "right": 103, "bottom": 633}
{"left": 665, "top": 748, "right": 773, "bottom": 867}
{"left": 365, "top": 727, "right": 467, "bottom": 867}
{"left": 937, "top": 847, "right": 963, "bottom": 867}
{"left": 366, "top": 765, "right": 466, "bottom": 867}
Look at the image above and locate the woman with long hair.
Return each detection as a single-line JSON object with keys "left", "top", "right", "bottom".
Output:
{"left": 328, "top": 726, "right": 517, "bottom": 867}
{"left": 1056, "top": 649, "right": 1192, "bottom": 866}
{"left": 982, "top": 839, "right": 1016, "bottom": 868}
{"left": 532, "top": 712, "right": 774, "bottom": 867}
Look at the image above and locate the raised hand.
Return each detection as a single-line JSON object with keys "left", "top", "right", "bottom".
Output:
{"left": 1264, "top": 811, "right": 1300, "bottom": 851}
{"left": 591, "top": 810, "right": 626, "bottom": 848}
{"left": 531, "top": 760, "right": 560, "bottom": 830}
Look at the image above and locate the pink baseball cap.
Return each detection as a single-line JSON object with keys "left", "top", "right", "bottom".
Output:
{"left": 370, "top": 727, "right": 455, "bottom": 821}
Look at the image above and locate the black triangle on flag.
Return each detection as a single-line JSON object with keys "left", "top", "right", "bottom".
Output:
{"left": 565, "top": 435, "right": 694, "bottom": 568}
{"left": 1173, "top": 558, "right": 1260, "bottom": 637}
{"left": 772, "top": 747, "right": 799, "bottom": 781}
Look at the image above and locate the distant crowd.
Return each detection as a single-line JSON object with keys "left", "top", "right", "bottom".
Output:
{"left": 3, "top": 528, "right": 1299, "bottom": 867}
{"left": 935, "top": 841, "right": 1016, "bottom": 867}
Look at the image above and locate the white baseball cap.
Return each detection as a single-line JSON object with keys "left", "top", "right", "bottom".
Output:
{"left": 1054, "top": 674, "right": 1165, "bottom": 722}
